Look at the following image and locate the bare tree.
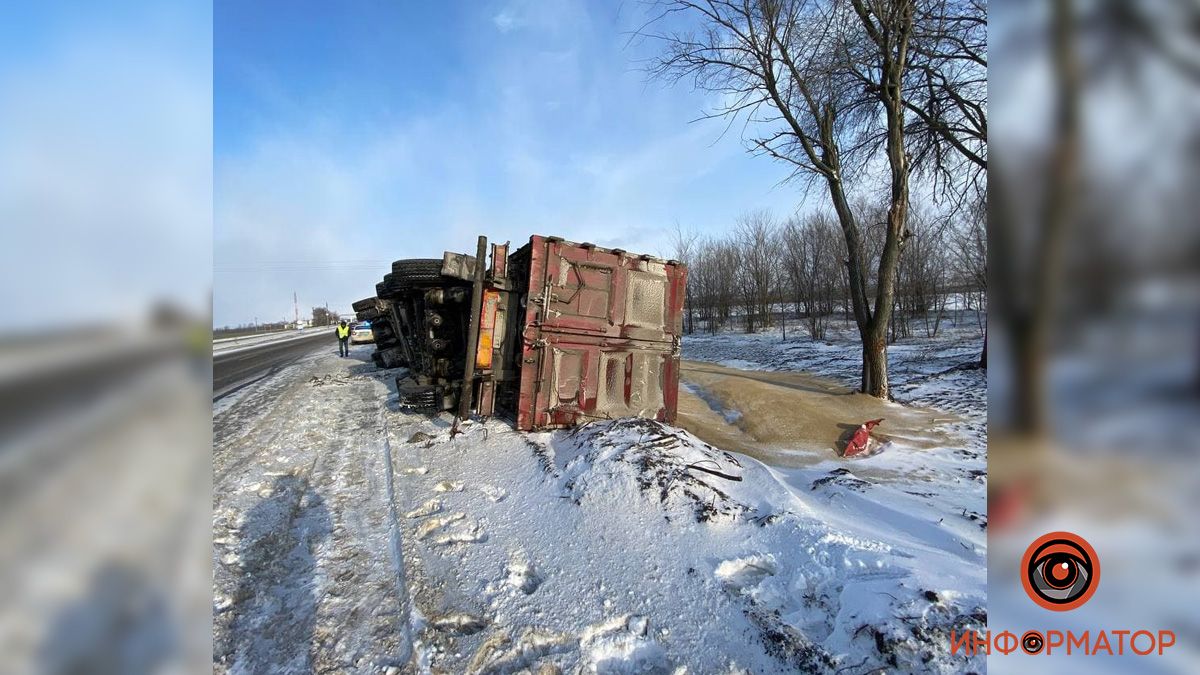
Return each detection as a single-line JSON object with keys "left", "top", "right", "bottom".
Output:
{"left": 783, "top": 212, "right": 842, "bottom": 340}
{"left": 647, "top": 0, "right": 918, "bottom": 398}
{"left": 312, "top": 306, "right": 338, "bottom": 327}
{"left": 993, "top": 0, "right": 1200, "bottom": 434}
{"left": 689, "top": 238, "right": 714, "bottom": 332}
{"left": 717, "top": 240, "right": 741, "bottom": 330}
{"left": 894, "top": 206, "right": 952, "bottom": 340}
{"left": 781, "top": 217, "right": 810, "bottom": 336}
{"left": 670, "top": 221, "right": 700, "bottom": 334}
{"left": 949, "top": 197, "right": 986, "bottom": 364}
{"left": 694, "top": 237, "right": 740, "bottom": 333}
{"left": 734, "top": 211, "right": 780, "bottom": 333}
{"left": 905, "top": 0, "right": 987, "bottom": 206}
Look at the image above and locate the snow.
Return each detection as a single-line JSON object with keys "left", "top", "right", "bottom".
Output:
{"left": 211, "top": 327, "right": 329, "bottom": 355}
{"left": 214, "top": 322, "right": 987, "bottom": 673}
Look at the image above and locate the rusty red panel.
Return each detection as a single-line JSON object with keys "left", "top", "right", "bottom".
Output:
{"left": 490, "top": 242, "right": 508, "bottom": 278}
{"left": 516, "top": 235, "right": 685, "bottom": 431}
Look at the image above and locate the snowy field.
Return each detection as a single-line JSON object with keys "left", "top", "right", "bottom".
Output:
{"left": 213, "top": 322, "right": 986, "bottom": 673}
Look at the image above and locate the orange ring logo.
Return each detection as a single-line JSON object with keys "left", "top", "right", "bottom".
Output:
{"left": 1021, "top": 531, "right": 1099, "bottom": 611}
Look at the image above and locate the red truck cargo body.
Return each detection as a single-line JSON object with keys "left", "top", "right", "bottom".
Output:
{"left": 514, "top": 236, "right": 685, "bottom": 431}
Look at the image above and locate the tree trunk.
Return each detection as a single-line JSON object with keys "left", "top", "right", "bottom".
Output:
{"left": 828, "top": 179, "right": 872, "bottom": 335}
{"left": 979, "top": 323, "right": 987, "bottom": 369}
{"left": 1012, "top": 319, "right": 1047, "bottom": 434}
{"left": 684, "top": 289, "right": 694, "bottom": 334}
{"left": 991, "top": 0, "right": 1077, "bottom": 435}
{"left": 861, "top": 326, "right": 890, "bottom": 399}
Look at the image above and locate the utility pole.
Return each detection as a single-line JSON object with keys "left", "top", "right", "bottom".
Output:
{"left": 293, "top": 291, "right": 299, "bottom": 328}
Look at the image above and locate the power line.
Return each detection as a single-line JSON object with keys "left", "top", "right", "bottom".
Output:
{"left": 215, "top": 260, "right": 393, "bottom": 273}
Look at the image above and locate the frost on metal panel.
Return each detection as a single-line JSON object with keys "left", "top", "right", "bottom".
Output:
{"left": 599, "top": 353, "right": 624, "bottom": 411}
{"left": 625, "top": 270, "right": 666, "bottom": 330}
{"left": 549, "top": 347, "right": 583, "bottom": 409}
{"left": 554, "top": 258, "right": 612, "bottom": 320}
{"left": 596, "top": 350, "right": 664, "bottom": 418}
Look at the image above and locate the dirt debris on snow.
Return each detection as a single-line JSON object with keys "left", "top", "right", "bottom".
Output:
{"left": 678, "top": 360, "right": 960, "bottom": 466}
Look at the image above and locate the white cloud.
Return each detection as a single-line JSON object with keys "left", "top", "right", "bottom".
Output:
{"left": 492, "top": 10, "right": 518, "bottom": 32}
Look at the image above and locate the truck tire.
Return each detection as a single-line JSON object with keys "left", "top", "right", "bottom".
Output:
{"left": 376, "top": 274, "right": 409, "bottom": 299}
{"left": 390, "top": 259, "right": 447, "bottom": 286}
{"left": 372, "top": 346, "right": 407, "bottom": 369}
{"left": 352, "top": 297, "right": 378, "bottom": 312}
{"left": 373, "top": 322, "right": 399, "bottom": 341}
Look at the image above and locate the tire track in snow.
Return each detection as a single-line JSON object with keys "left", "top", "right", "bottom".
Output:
{"left": 379, "top": 413, "right": 419, "bottom": 668}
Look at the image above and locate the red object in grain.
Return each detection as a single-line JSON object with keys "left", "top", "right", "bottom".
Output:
{"left": 843, "top": 418, "right": 884, "bottom": 457}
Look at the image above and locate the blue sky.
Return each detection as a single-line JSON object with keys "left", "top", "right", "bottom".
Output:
{"left": 213, "top": 0, "right": 802, "bottom": 327}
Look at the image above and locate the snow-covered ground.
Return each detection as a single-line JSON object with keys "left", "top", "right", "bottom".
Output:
{"left": 213, "top": 322, "right": 986, "bottom": 673}
{"left": 212, "top": 326, "right": 330, "bottom": 355}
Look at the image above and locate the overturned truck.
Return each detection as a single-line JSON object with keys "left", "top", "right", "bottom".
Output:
{"left": 353, "top": 235, "right": 685, "bottom": 431}
{"left": 352, "top": 234, "right": 686, "bottom": 427}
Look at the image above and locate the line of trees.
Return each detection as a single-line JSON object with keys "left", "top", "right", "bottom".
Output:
{"left": 214, "top": 321, "right": 293, "bottom": 339}
{"left": 673, "top": 200, "right": 986, "bottom": 343}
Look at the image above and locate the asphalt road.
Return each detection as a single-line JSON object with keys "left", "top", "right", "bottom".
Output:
{"left": 213, "top": 331, "right": 335, "bottom": 399}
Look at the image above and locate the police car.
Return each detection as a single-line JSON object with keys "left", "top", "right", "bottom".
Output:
{"left": 350, "top": 321, "right": 375, "bottom": 344}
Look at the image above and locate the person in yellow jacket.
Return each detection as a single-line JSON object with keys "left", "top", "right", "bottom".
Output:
{"left": 336, "top": 319, "right": 351, "bottom": 357}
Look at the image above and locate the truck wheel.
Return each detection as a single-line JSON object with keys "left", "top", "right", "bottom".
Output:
{"left": 390, "top": 259, "right": 447, "bottom": 286}
{"left": 375, "top": 281, "right": 393, "bottom": 298}
{"left": 373, "top": 346, "right": 407, "bottom": 369}
{"left": 376, "top": 274, "right": 409, "bottom": 299}
{"left": 351, "top": 297, "right": 378, "bottom": 312}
